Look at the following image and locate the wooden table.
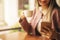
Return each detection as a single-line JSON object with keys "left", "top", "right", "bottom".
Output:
{"left": 24, "top": 34, "right": 50, "bottom": 40}
{"left": 0, "top": 34, "right": 6, "bottom": 40}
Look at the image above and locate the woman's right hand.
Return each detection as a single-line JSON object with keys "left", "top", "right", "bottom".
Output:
{"left": 20, "top": 13, "right": 26, "bottom": 19}
{"left": 19, "top": 13, "right": 26, "bottom": 23}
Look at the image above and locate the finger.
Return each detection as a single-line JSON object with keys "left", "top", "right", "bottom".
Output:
{"left": 42, "top": 26, "right": 52, "bottom": 35}
{"left": 20, "top": 14, "right": 26, "bottom": 19}
{"left": 43, "top": 26, "right": 52, "bottom": 32}
{"left": 41, "top": 28, "right": 48, "bottom": 34}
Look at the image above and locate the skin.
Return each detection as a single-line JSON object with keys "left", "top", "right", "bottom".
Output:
{"left": 37, "top": 0, "right": 50, "bottom": 9}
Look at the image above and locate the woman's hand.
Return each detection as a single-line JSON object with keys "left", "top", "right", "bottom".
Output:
{"left": 41, "top": 22, "right": 52, "bottom": 38}
{"left": 19, "top": 13, "right": 26, "bottom": 23}
{"left": 20, "top": 13, "right": 26, "bottom": 19}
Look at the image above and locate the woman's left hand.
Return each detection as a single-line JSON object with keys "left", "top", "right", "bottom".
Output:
{"left": 41, "top": 22, "right": 53, "bottom": 38}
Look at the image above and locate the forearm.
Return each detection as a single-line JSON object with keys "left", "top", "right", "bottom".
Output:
{"left": 19, "top": 17, "right": 32, "bottom": 32}
{"left": 53, "top": 13, "right": 60, "bottom": 33}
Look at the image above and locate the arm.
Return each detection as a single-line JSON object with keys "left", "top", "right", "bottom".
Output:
{"left": 19, "top": 9, "right": 36, "bottom": 34}
{"left": 19, "top": 15, "right": 32, "bottom": 33}
{"left": 52, "top": 9, "right": 60, "bottom": 33}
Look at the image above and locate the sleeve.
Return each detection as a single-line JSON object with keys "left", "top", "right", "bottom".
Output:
{"left": 52, "top": 9, "right": 60, "bottom": 33}
{"left": 19, "top": 17, "right": 32, "bottom": 33}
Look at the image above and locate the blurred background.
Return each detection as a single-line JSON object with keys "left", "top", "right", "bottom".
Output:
{"left": 0, "top": 0, "right": 35, "bottom": 40}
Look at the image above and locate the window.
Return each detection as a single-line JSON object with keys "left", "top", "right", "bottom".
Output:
{"left": 18, "top": 0, "right": 29, "bottom": 10}
{"left": 0, "top": 0, "right": 7, "bottom": 26}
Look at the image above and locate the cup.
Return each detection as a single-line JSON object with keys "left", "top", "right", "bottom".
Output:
{"left": 23, "top": 10, "right": 33, "bottom": 17}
